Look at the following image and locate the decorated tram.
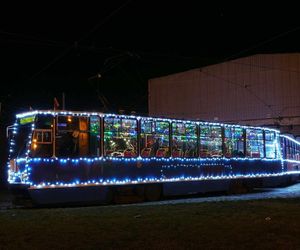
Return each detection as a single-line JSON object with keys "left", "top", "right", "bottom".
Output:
{"left": 7, "top": 110, "right": 300, "bottom": 205}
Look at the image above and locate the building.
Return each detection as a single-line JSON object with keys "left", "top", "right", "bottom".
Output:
{"left": 148, "top": 53, "right": 300, "bottom": 137}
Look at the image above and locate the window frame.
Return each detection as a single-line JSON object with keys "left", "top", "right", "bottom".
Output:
{"left": 246, "top": 128, "right": 265, "bottom": 158}
{"left": 171, "top": 121, "right": 198, "bottom": 158}
{"left": 199, "top": 124, "right": 223, "bottom": 158}
{"left": 103, "top": 116, "right": 138, "bottom": 158}
{"left": 32, "top": 129, "right": 53, "bottom": 144}
{"left": 264, "top": 130, "right": 277, "bottom": 159}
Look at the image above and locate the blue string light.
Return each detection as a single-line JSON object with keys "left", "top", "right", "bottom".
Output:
{"left": 7, "top": 110, "right": 300, "bottom": 189}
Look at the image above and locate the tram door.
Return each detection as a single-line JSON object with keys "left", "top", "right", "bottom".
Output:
{"left": 78, "top": 117, "right": 89, "bottom": 156}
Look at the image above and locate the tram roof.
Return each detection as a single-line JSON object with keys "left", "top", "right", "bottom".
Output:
{"left": 15, "top": 110, "right": 280, "bottom": 133}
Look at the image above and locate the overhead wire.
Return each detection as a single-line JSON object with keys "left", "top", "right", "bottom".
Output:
{"left": 25, "top": 0, "right": 133, "bottom": 82}
{"left": 194, "top": 26, "right": 300, "bottom": 115}
{"left": 227, "top": 60, "right": 300, "bottom": 74}
{"left": 0, "top": 1, "right": 134, "bottom": 116}
{"left": 199, "top": 69, "right": 274, "bottom": 113}
{"left": 0, "top": 30, "right": 68, "bottom": 47}
{"left": 3, "top": 6, "right": 300, "bottom": 115}
{"left": 221, "top": 26, "right": 300, "bottom": 62}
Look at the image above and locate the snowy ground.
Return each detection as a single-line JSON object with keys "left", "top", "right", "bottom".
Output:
{"left": 0, "top": 190, "right": 14, "bottom": 210}
{"left": 137, "top": 182, "right": 300, "bottom": 206}
{"left": 1, "top": 182, "right": 300, "bottom": 209}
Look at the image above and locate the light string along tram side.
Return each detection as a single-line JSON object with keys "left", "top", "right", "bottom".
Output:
{"left": 6, "top": 110, "right": 300, "bottom": 206}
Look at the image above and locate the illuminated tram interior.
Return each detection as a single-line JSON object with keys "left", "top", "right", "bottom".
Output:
{"left": 7, "top": 111, "right": 300, "bottom": 192}
{"left": 11, "top": 111, "right": 283, "bottom": 160}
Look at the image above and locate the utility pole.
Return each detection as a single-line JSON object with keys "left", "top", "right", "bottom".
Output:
{"left": 88, "top": 73, "right": 110, "bottom": 112}
{"left": 62, "top": 92, "right": 65, "bottom": 110}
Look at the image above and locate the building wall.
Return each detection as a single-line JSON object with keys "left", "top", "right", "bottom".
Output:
{"left": 148, "top": 53, "right": 300, "bottom": 136}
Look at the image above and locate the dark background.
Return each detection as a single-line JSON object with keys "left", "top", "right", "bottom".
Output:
{"left": 1, "top": 1, "right": 299, "bottom": 186}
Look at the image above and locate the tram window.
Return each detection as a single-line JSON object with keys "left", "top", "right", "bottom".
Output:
{"left": 56, "top": 116, "right": 80, "bottom": 157}
{"left": 154, "top": 121, "right": 170, "bottom": 157}
{"left": 57, "top": 115, "right": 79, "bottom": 131}
{"left": 10, "top": 116, "right": 36, "bottom": 158}
{"left": 280, "top": 137, "right": 286, "bottom": 158}
{"left": 35, "top": 114, "right": 53, "bottom": 129}
{"left": 140, "top": 120, "right": 154, "bottom": 157}
{"left": 265, "top": 131, "right": 276, "bottom": 159}
{"left": 140, "top": 120, "right": 170, "bottom": 157}
{"left": 30, "top": 129, "right": 53, "bottom": 157}
{"left": 246, "top": 129, "right": 264, "bottom": 158}
{"left": 89, "top": 116, "right": 101, "bottom": 157}
{"left": 56, "top": 116, "right": 91, "bottom": 157}
{"left": 287, "top": 140, "right": 295, "bottom": 160}
{"left": 286, "top": 140, "right": 291, "bottom": 159}
{"left": 199, "top": 125, "right": 222, "bottom": 158}
{"left": 297, "top": 144, "right": 300, "bottom": 161}
{"left": 104, "top": 117, "right": 137, "bottom": 157}
{"left": 289, "top": 140, "right": 292, "bottom": 159}
{"left": 77, "top": 117, "right": 90, "bottom": 157}
{"left": 296, "top": 144, "right": 300, "bottom": 161}
{"left": 224, "top": 127, "right": 245, "bottom": 157}
{"left": 292, "top": 143, "right": 295, "bottom": 160}
{"left": 172, "top": 122, "right": 197, "bottom": 157}
{"left": 36, "top": 131, "right": 43, "bottom": 142}
{"left": 291, "top": 142, "right": 295, "bottom": 160}
{"left": 43, "top": 131, "right": 51, "bottom": 143}
{"left": 27, "top": 114, "right": 54, "bottom": 157}
{"left": 32, "top": 130, "right": 52, "bottom": 144}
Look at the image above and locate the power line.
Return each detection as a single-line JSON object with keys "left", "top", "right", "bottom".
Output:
{"left": 200, "top": 69, "right": 274, "bottom": 113}
{"left": 0, "top": 29, "right": 124, "bottom": 55}
{"left": 228, "top": 59, "right": 300, "bottom": 74}
{"left": 0, "top": 37, "right": 66, "bottom": 48}
{"left": 27, "top": 47, "right": 74, "bottom": 81}
{"left": 26, "top": 0, "right": 133, "bottom": 82}
{"left": 222, "top": 26, "right": 300, "bottom": 62}
{"left": 161, "top": 27, "right": 300, "bottom": 117}
{"left": 0, "top": 30, "right": 68, "bottom": 46}
{"left": 76, "top": 0, "right": 133, "bottom": 44}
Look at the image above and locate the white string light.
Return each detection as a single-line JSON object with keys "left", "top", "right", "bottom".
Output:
{"left": 8, "top": 110, "right": 300, "bottom": 189}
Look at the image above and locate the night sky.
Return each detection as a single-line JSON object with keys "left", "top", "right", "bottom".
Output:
{"left": 0, "top": 1, "right": 300, "bottom": 183}
{"left": 1, "top": 1, "right": 300, "bottom": 114}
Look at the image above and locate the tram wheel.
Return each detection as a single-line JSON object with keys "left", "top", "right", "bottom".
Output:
{"left": 144, "top": 184, "right": 162, "bottom": 201}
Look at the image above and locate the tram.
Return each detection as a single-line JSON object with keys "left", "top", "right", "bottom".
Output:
{"left": 7, "top": 110, "right": 300, "bottom": 205}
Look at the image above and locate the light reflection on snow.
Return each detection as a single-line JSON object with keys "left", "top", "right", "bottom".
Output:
{"left": 136, "top": 182, "right": 300, "bottom": 206}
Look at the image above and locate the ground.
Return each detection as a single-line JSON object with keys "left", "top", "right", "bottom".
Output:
{"left": 1, "top": 184, "right": 300, "bottom": 249}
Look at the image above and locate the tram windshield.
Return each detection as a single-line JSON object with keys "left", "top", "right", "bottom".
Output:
{"left": 30, "top": 115, "right": 53, "bottom": 157}
{"left": 10, "top": 115, "right": 35, "bottom": 158}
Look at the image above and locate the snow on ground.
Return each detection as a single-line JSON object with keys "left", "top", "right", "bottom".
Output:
{"left": 1, "top": 182, "right": 300, "bottom": 209}
{"left": 137, "top": 182, "right": 300, "bottom": 206}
